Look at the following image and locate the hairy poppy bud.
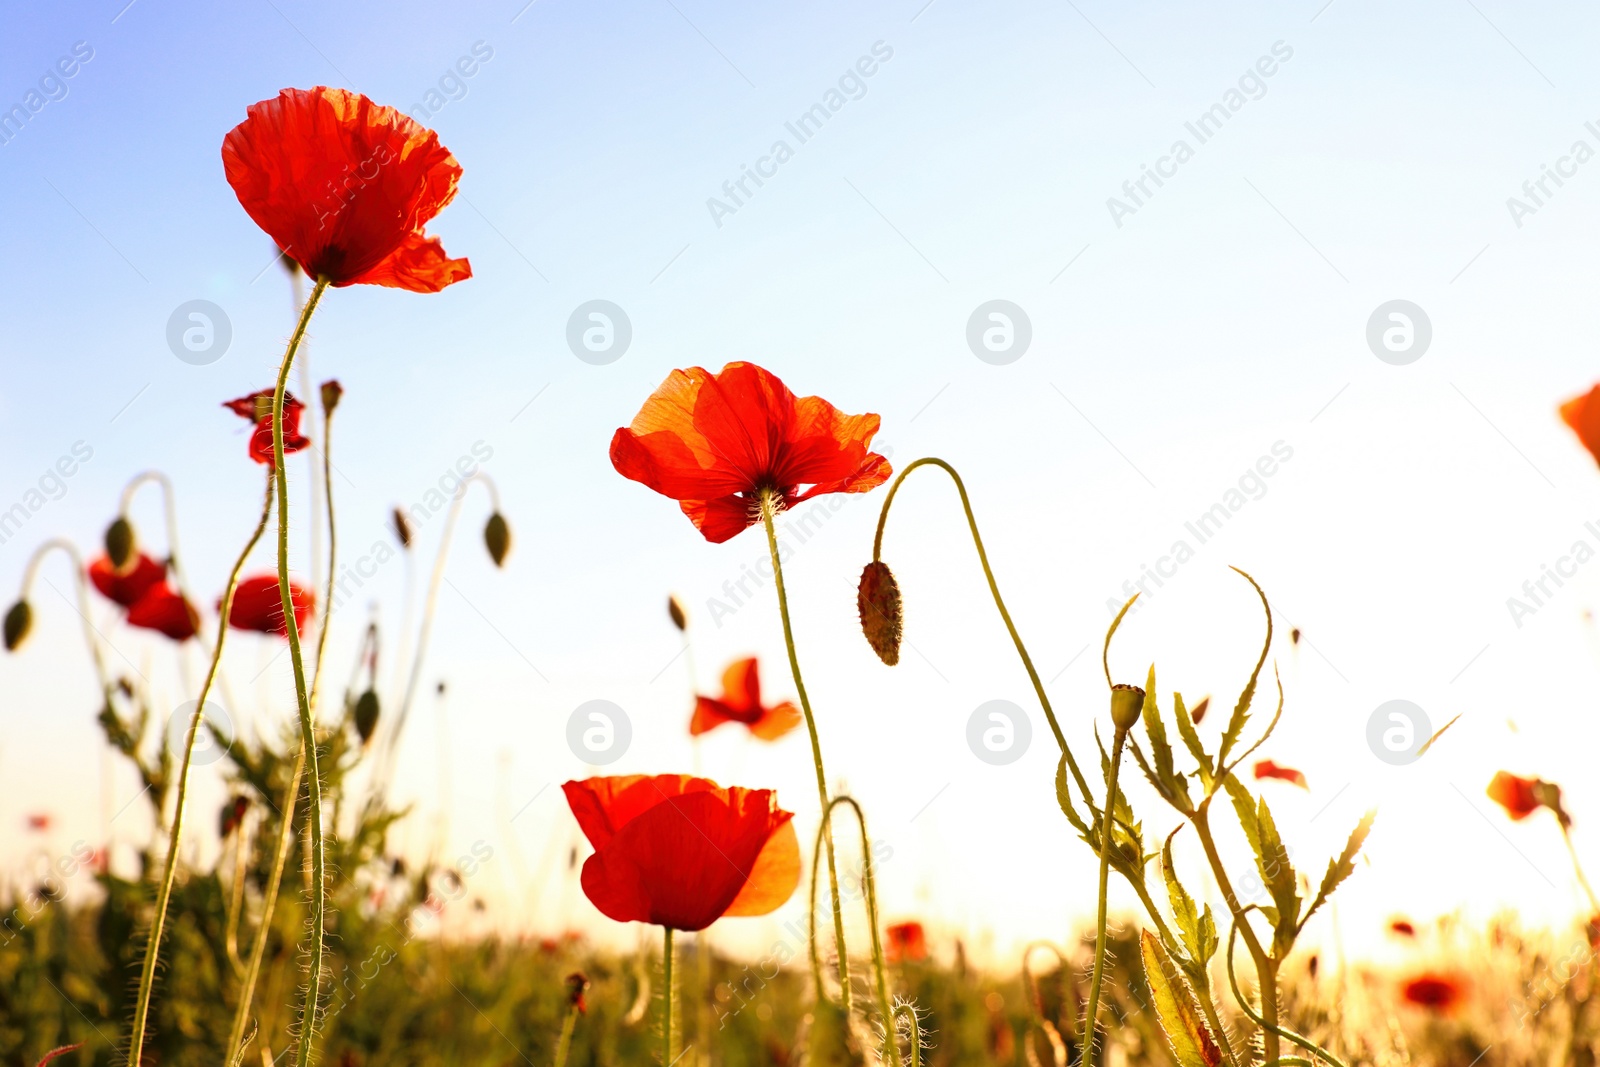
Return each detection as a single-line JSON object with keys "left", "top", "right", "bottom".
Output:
{"left": 668, "top": 594, "right": 688, "bottom": 632}
{"left": 4, "top": 601, "right": 32, "bottom": 651}
{"left": 566, "top": 971, "right": 590, "bottom": 1013}
{"left": 392, "top": 507, "right": 413, "bottom": 549}
{"left": 1109, "top": 683, "right": 1144, "bottom": 731}
{"left": 104, "top": 517, "right": 136, "bottom": 570}
{"left": 320, "top": 378, "right": 343, "bottom": 415}
{"left": 484, "top": 512, "right": 511, "bottom": 567}
{"left": 857, "top": 561, "right": 902, "bottom": 666}
{"left": 354, "top": 688, "right": 380, "bottom": 744}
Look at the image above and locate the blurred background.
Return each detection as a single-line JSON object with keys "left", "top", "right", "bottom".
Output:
{"left": 4, "top": 0, "right": 1600, "bottom": 968}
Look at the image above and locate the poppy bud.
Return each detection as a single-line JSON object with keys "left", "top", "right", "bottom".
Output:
{"left": 220, "top": 795, "right": 250, "bottom": 838}
{"left": 392, "top": 507, "right": 413, "bottom": 549}
{"left": 321, "top": 378, "right": 343, "bottom": 415}
{"left": 857, "top": 561, "right": 902, "bottom": 666}
{"left": 668, "top": 594, "right": 688, "bottom": 632}
{"left": 4, "top": 600, "right": 32, "bottom": 651}
{"left": 484, "top": 512, "right": 511, "bottom": 567}
{"left": 1109, "top": 683, "right": 1144, "bottom": 731}
{"left": 566, "top": 971, "right": 590, "bottom": 1013}
{"left": 104, "top": 517, "right": 136, "bottom": 570}
{"left": 354, "top": 688, "right": 380, "bottom": 744}
{"left": 1190, "top": 696, "right": 1210, "bottom": 724}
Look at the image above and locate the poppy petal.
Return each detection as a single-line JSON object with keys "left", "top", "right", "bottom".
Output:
{"left": 722, "top": 819, "right": 801, "bottom": 917}
{"left": 747, "top": 701, "right": 802, "bottom": 741}
{"left": 346, "top": 231, "right": 472, "bottom": 292}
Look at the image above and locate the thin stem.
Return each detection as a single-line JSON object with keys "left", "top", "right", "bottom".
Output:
{"left": 225, "top": 815, "right": 250, "bottom": 978}
{"left": 891, "top": 1004, "right": 922, "bottom": 1067}
{"left": 1195, "top": 802, "right": 1279, "bottom": 1065}
{"left": 1562, "top": 825, "right": 1600, "bottom": 914}
{"left": 553, "top": 1004, "right": 580, "bottom": 1067}
{"left": 127, "top": 467, "right": 273, "bottom": 1067}
{"left": 271, "top": 274, "right": 330, "bottom": 1067}
{"left": 1225, "top": 914, "right": 1347, "bottom": 1067}
{"left": 758, "top": 490, "right": 851, "bottom": 1015}
{"left": 1079, "top": 727, "right": 1127, "bottom": 1066}
{"left": 662, "top": 926, "right": 676, "bottom": 1067}
{"left": 308, "top": 402, "right": 340, "bottom": 715}
{"left": 18, "top": 539, "right": 117, "bottom": 718}
{"left": 872, "top": 458, "right": 1067, "bottom": 755}
{"left": 225, "top": 753, "right": 306, "bottom": 1065}
{"left": 817, "top": 797, "right": 901, "bottom": 1067}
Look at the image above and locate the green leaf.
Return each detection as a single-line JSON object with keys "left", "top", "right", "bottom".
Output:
{"left": 1139, "top": 667, "right": 1193, "bottom": 813}
{"left": 1161, "top": 830, "right": 1218, "bottom": 967}
{"left": 1216, "top": 568, "right": 1272, "bottom": 768}
{"left": 1139, "top": 931, "right": 1224, "bottom": 1067}
{"left": 1301, "top": 809, "right": 1376, "bottom": 932}
{"left": 1253, "top": 794, "right": 1301, "bottom": 955}
{"left": 1171, "top": 691, "right": 1215, "bottom": 791}
{"left": 1055, "top": 753, "right": 1092, "bottom": 838}
{"left": 1103, "top": 592, "right": 1140, "bottom": 686}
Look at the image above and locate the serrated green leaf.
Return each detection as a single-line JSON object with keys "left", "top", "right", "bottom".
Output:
{"left": 1139, "top": 931, "right": 1223, "bottom": 1067}
{"left": 1300, "top": 809, "right": 1376, "bottom": 932}
{"left": 1161, "top": 830, "right": 1217, "bottom": 967}
{"left": 1172, "top": 691, "right": 1215, "bottom": 791}
{"left": 1103, "top": 592, "right": 1140, "bottom": 686}
{"left": 1055, "top": 753, "right": 1091, "bottom": 837}
{"left": 1253, "top": 795, "right": 1301, "bottom": 954}
{"left": 1140, "top": 667, "right": 1193, "bottom": 813}
{"left": 1216, "top": 568, "right": 1272, "bottom": 768}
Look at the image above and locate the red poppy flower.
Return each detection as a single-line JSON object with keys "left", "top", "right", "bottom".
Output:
{"left": 1561, "top": 385, "right": 1600, "bottom": 465}
{"left": 226, "top": 574, "right": 314, "bottom": 637}
{"left": 88, "top": 553, "right": 167, "bottom": 608}
{"left": 127, "top": 585, "right": 199, "bottom": 641}
{"left": 1400, "top": 972, "right": 1465, "bottom": 1013}
{"left": 1253, "top": 759, "right": 1308, "bottom": 790}
{"left": 222, "top": 86, "right": 471, "bottom": 292}
{"left": 691, "top": 658, "right": 801, "bottom": 740}
{"left": 1486, "top": 770, "right": 1569, "bottom": 825}
{"left": 562, "top": 774, "right": 800, "bottom": 931}
{"left": 225, "top": 389, "right": 310, "bottom": 465}
{"left": 610, "top": 363, "right": 892, "bottom": 543}
{"left": 885, "top": 920, "right": 928, "bottom": 963}
{"left": 25, "top": 813, "right": 51, "bottom": 832}
{"left": 1388, "top": 918, "right": 1416, "bottom": 938}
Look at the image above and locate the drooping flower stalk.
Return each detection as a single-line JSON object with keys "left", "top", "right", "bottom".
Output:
{"left": 1561, "top": 824, "right": 1600, "bottom": 914}
{"left": 758, "top": 488, "right": 852, "bottom": 1013}
{"left": 268, "top": 274, "right": 331, "bottom": 1067}
{"left": 9, "top": 540, "right": 115, "bottom": 712}
{"left": 891, "top": 1004, "right": 923, "bottom": 1067}
{"left": 128, "top": 466, "right": 274, "bottom": 1067}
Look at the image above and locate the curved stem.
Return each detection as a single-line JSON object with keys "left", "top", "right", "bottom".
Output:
{"left": 759, "top": 490, "right": 851, "bottom": 1016}
{"left": 18, "top": 539, "right": 116, "bottom": 717}
{"left": 662, "top": 926, "right": 676, "bottom": 1067}
{"left": 872, "top": 458, "right": 1067, "bottom": 755}
{"left": 1562, "top": 825, "right": 1600, "bottom": 914}
{"left": 127, "top": 467, "right": 273, "bottom": 1067}
{"left": 891, "top": 1004, "right": 922, "bottom": 1067}
{"left": 385, "top": 471, "right": 499, "bottom": 783}
{"left": 270, "top": 275, "right": 330, "bottom": 1067}
{"left": 1195, "top": 803, "right": 1279, "bottom": 1064}
{"left": 1225, "top": 914, "right": 1346, "bottom": 1067}
{"left": 1079, "top": 727, "right": 1127, "bottom": 1066}
{"left": 816, "top": 796, "right": 901, "bottom": 1067}
{"left": 1021, "top": 941, "right": 1073, "bottom": 1056}
{"left": 225, "top": 753, "right": 306, "bottom": 1066}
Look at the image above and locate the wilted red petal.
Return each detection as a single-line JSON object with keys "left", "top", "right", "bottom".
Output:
{"left": 689, "top": 658, "right": 800, "bottom": 741}
{"left": 1253, "top": 759, "right": 1308, "bottom": 790}
{"left": 225, "top": 574, "right": 314, "bottom": 637}
{"left": 562, "top": 774, "right": 798, "bottom": 931}
{"left": 225, "top": 390, "right": 310, "bottom": 465}
{"left": 126, "top": 585, "right": 199, "bottom": 641}
{"left": 611, "top": 363, "right": 890, "bottom": 543}
{"left": 1388, "top": 918, "right": 1416, "bottom": 938}
{"left": 88, "top": 553, "right": 167, "bottom": 609}
{"left": 222, "top": 87, "right": 470, "bottom": 292}
{"left": 1561, "top": 385, "right": 1600, "bottom": 466}
{"left": 1487, "top": 771, "right": 1543, "bottom": 821}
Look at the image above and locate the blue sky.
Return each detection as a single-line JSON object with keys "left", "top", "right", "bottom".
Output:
{"left": 7, "top": 0, "right": 1600, "bottom": 960}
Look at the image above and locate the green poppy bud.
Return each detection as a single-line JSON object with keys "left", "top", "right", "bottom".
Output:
{"left": 1109, "top": 683, "right": 1145, "bottom": 731}
{"left": 4, "top": 601, "right": 32, "bottom": 651}
{"left": 484, "top": 512, "right": 511, "bottom": 567}
{"left": 857, "top": 561, "right": 903, "bottom": 666}
{"left": 105, "top": 517, "right": 135, "bottom": 570}
{"left": 354, "top": 689, "right": 380, "bottom": 744}
{"left": 321, "top": 378, "right": 344, "bottom": 415}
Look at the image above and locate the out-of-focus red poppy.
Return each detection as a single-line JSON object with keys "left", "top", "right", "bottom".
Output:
{"left": 1253, "top": 759, "right": 1308, "bottom": 790}
{"left": 691, "top": 658, "right": 801, "bottom": 740}
{"left": 127, "top": 585, "right": 199, "bottom": 642}
{"left": 225, "top": 574, "right": 314, "bottom": 637}
{"left": 25, "top": 813, "right": 51, "bottom": 832}
{"left": 220, "top": 795, "right": 250, "bottom": 839}
{"left": 1401, "top": 972, "right": 1466, "bottom": 1013}
{"left": 225, "top": 390, "right": 310, "bottom": 465}
{"left": 88, "top": 553, "right": 167, "bottom": 609}
{"left": 1560, "top": 385, "right": 1600, "bottom": 465}
{"left": 1388, "top": 918, "right": 1416, "bottom": 938}
{"left": 222, "top": 87, "right": 471, "bottom": 293}
{"left": 610, "top": 363, "right": 891, "bottom": 543}
{"left": 885, "top": 920, "right": 928, "bottom": 963}
{"left": 1486, "top": 770, "right": 1571, "bottom": 827}
{"left": 562, "top": 774, "right": 800, "bottom": 931}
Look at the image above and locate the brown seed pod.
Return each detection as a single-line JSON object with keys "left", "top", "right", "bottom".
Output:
{"left": 484, "top": 512, "right": 511, "bottom": 567}
{"left": 320, "top": 378, "right": 344, "bottom": 415}
{"left": 857, "top": 561, "right": 903, "bottom": 666}
{"left": 1109, "top": 683, "right": 1145, "bottom": 731}
{"left": 392, "top": 507, "right": 413, "bottom": 549}
{"left": 4, "top": 601, "right": 32, "bottom": 652}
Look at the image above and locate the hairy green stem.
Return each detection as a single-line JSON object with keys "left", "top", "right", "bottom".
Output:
{"left": 891, "top": 1004, "right": 921, "bottom": 1067}
{"left": 759, "top": 490, "right": 851, "bottom": 1014}
{"left": 553, "top": 1003, "right": 580, "bottom": 1067}
{"left": 1079, "top": 727, "right": 1127, "bottom": 1066}
{"left": 127, "top": 467, "right": 273, "bottom": 1067}
{"left": 1225, "top": 914, "right": 1346, "bottom": 1067}
{"left": 1195, "top": 803, "right": 1279, "bottom": 1065}
{"left": 270, "top": 275, "right": 330, "bottom": 1067}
